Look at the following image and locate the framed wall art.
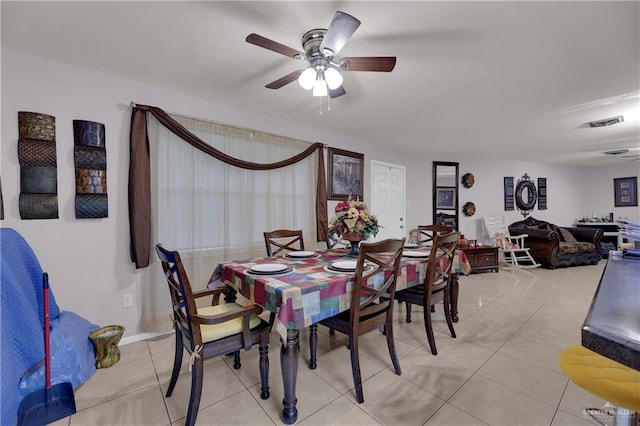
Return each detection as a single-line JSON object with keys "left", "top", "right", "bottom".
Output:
{"left": 436, "top": 186, "right": 456, "bottom": 209}
{"left": 327, "top": 147, "right": 364, "bottom": 200}
{"left": 614, "top": 176, "right": 637, "bottom": 207}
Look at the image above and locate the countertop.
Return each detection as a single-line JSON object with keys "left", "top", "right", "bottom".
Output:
{"left": 582, "top": 255, "right": 640, "bottom": 370}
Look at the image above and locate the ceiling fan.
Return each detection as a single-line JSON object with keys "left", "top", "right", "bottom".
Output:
{"left": 246, "top": 11, "right": 396, "bottom": 98}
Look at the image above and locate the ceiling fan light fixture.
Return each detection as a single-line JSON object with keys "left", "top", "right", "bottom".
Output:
{"left": 298, "top": 67, "right": 316, "bottom": 90}
{"left": 325, "top": 67, "right": 343, "bottom": 90}
{"left": 312, "top": 78, "right": 328, "bottom": 97}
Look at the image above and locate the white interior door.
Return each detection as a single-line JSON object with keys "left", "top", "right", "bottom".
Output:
{"left": 370, "top": 161, "right": 406, "bottom": 241}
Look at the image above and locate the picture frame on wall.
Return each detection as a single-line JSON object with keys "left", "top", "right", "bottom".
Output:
{"left": 614, "top": 176, "right": 638, "bottom": 207}
{"left": 436, "top": 186, "right": 456, "bottom": 209}
{"left": 327, "top": 147, "right": 364, "bottom": 200}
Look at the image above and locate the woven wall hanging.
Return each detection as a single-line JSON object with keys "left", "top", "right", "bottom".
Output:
{"left": 538, "top": 177, "right": 547, "bottom": 210}
{"left": 503, "top": 177, "right": 514, "bottom": 211}
{"left": 73, "top": 120, "right": 108, "bottom": 218}
{"left": 17, "top": 111, "right": 59, "bottom": 219}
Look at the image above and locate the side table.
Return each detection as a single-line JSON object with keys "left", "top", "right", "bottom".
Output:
{"left": 462, "top": 246, "right": 499, "bottom": 273}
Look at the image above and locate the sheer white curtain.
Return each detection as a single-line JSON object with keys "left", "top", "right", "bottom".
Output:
{"left": 140, "top": 114, "right": 318, "bottom": 333}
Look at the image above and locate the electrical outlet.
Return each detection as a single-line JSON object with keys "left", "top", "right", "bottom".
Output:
{"left": 123, "top": 293, "right": 133, "bottom": 308}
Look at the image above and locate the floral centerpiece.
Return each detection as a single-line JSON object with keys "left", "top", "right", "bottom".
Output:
{"left": 328, "top": 197, "right": 379, "bottom": 256}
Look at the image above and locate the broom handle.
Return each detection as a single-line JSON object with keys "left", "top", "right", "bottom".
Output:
{"left": 43, "top": 272, "right": 51, "bottom": 389}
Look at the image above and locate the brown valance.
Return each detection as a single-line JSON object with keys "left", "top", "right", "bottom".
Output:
{"left": 128, "top": 104, "right": 328, "bottom": 268}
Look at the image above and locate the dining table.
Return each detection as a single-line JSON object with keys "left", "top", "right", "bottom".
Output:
{"left": 209, "top": 246, "right": 471, "bottom": 424}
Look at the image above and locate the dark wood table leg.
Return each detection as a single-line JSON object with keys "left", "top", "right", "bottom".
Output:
{"left": 309, "top": 324, "right": 317, "bottom": 369}
{"left": 223, "top": 286, "right": 237, "bottom": 304}
{"left": 450, "top": 274, "right": 459, "bottom": 323}
{"left": 281, "top": 329, "right": 299, "bottom": 425}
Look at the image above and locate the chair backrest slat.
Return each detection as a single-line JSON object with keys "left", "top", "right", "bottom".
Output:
{"left": 423, "top": 231, "right": 459, "bottom": 302}
{"left": 264, "top": 229, "right": 305, "bottom": 256}
{"left": 155, "top": 244, "right": 203, "bottom": 347}
{"left": 350, "top": 238, "right": 405, "bottom": 325}
{"left": 417, "top": 224, "right": 454, "bottom": 248}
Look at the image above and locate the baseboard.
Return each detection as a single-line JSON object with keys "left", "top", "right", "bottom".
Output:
{"left": 119, "top": 330, "right": 172, "bottom": 346}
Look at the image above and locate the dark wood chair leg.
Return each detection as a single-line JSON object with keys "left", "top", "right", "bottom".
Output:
{"left": 166, "top": 329, "right": 183, "bottom": 397}
{"left": 423, "top": 306, "right": 438, "bottom": 355}
{"left": 259, "top": 343, "right": 270, "bottom": 399}
{"left": 349, "top": 335, "right": 364, "bottom": 404}
{"left": 232, "top": 350, "right": 241, "bottom": 369}
{"left": 309, "top": 324, "right": 318, "bottom": 369}
{"left": 443, "top": 288, "right": 457, "bottom": 338}
{"left": 385, "top": 317, "right": 402, "bottom": 375}
{"left": 405, "top": 302, "right": 413, "bottom": 323}
{"left": 186, "top": 356, "right": 204, "bottom": 426}
{"left": 450, "top": 275, "right": 459, "bottom": 322}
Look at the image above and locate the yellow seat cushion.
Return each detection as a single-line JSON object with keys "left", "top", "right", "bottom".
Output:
{"left": 197, "top": 303, "right": 262, "bottom": 343}
{"left": 558, "top": 345, "right": 640, "bottom": 412}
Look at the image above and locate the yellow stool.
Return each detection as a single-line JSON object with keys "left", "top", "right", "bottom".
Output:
{"left": 559, "top": 346, "right": 640, "bottom": 425}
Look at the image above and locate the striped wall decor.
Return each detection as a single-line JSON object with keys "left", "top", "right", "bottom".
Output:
{"left": 73, "top": 120, "right": 108, "bottom": 218}
{"left": 17, "top": 111, "right": 59, "bottom": 219}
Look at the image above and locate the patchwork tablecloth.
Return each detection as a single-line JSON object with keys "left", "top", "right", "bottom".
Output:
{"left": 209, "top": 249, "right": 470, "bottom": 340}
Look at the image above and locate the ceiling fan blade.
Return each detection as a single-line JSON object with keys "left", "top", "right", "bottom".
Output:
{"left": 329, "top": 86, "right": 346, "bottom": 98}
{"left": 340, "top": 56, "right": 397, "bottom": 72}
{"left": 246, "top": 33, "right": 304, "bottom": 59}
{"left": 265, "top": 70, "right": 304, "bottom": 89}
{"left": 319, "top": 11, "right": 361, "bottom": 56}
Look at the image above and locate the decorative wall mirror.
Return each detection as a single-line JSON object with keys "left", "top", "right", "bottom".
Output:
{"left": 515, "top": 173, "right": 537, "bottom": 217}
{"left": 432, "top": 161, "right": 459, "bottom": 230}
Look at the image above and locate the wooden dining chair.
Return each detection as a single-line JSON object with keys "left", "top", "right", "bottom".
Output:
{"left": 394, "top": 231, "right": 459, "bottom": 355}
{"left": 326, "top": 231, "right": 350, "bottom": 250}
{"left": 155, "top": 244, "right": 270, "bottom": 426}
{"left": 416, "top": 224, "right": 454, "bottom": 247}
{"left": 308, "top": 238, "right": 405, "bottom": 403}
{"left": 263, "top": 229, "right": 305, "bottom": 330}
{"left": 263, "top": 229, "right": 305, "bottom": 256}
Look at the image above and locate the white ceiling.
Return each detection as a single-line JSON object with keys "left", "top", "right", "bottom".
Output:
{"left": 2, "top": 1, "right": 639, "bottom": 166}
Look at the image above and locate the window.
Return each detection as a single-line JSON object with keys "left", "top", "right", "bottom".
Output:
{"left": 149, "top": 114, "right": 317, "bottom": 284}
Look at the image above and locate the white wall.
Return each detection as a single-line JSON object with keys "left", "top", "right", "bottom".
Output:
{"left": 3, "top": 49, "right": 636, "bottom": 341}
{"left": 583, "top": 163, "right": 640, "bottom": 222}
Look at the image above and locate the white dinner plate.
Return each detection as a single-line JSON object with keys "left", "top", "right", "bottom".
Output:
{"left": 285, "top": 251, "right": 316, "bottom": 258}
{"left": 329, "top": 261, "right": 360, "bottom": 271}
{"left": 250, "top": 263, "right": 288, "bottom": 273}
{"left": 402, "top": 250, "right": 429, "bottom": 258}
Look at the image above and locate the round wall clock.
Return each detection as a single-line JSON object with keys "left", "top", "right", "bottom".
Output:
{"left": 461, "top": 173, "right": 475, "bottom": 188}
{"left": 462, "top": 201, "right": 476, "bottom": 217}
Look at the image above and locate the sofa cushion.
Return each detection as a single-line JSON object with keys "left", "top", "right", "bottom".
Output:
{"left": 558, "top": 227, "right": 578, "bottom": 242}
{"left": 527, "top": 224, "right": 550, "bottom": 231}
{"left": 559, "top": 242, "right": 596, "bottom": 255}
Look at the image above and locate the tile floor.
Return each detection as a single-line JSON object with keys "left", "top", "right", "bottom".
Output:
{"left": 55, "top": 262, "right": 614, "bottom": 425}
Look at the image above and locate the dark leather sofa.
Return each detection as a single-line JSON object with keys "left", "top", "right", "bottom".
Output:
{"left": 509, "top": 217, "right": 602, "bottom": 269}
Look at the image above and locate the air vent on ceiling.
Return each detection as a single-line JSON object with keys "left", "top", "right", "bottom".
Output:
{"left": 587, "top": 115, "right": 624, "bottom": 128}
{"left": 603, "top": 149, "right": 629, "bottom": 155}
